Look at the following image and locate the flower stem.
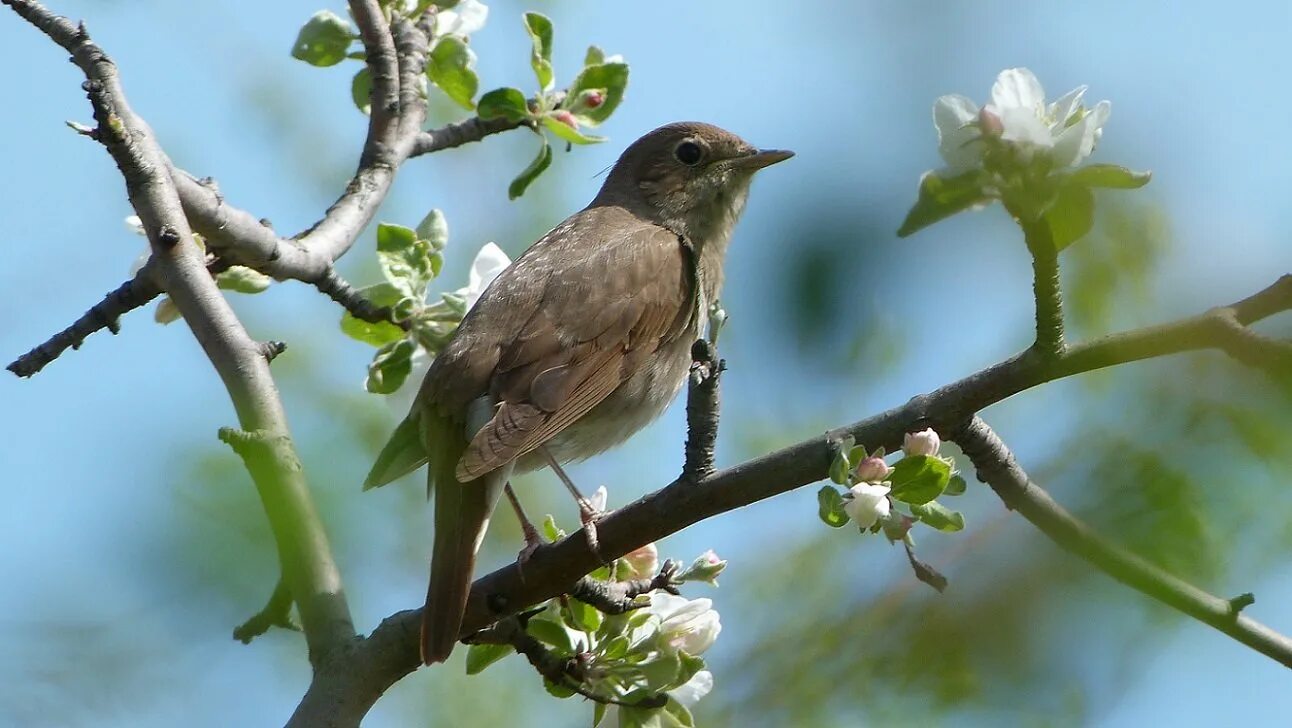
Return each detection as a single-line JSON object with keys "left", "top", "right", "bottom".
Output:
{"left": 1022, "top": 219, "right": 1065, "bottom": 357}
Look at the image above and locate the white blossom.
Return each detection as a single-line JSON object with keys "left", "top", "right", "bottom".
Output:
{"left": 454, "top": 241, "right": 510, "bottom": 312}
{"left": 435, "top": 0, "right": 487, "bottom": 38}
{"left": 622, "top": 542, "right": 658, "bottom": 579}
{"left": 933, "top": 67, "right": 1110, "bottom": 175}
{"left": 854, "top": 455, "right": 892, "bottom": 484}
{"left": 844, "top": 483, "right": 891, "bottom": 529}
{"left": 651, "top": 592, "right": 721, "bottom": 656}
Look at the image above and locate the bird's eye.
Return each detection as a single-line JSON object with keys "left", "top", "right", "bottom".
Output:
{"left": 674, "top": 140, "right": 704, "bottom": 166}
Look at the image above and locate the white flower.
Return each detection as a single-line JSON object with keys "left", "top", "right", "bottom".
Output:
{"left": 454, "top": 241, "right": 510, "bottom": 312}
{"left": 588, "top": 485, "right": 608, "bottom": 513}
{"left": 651, "top": 592, "right": 721, "bottom": 655}
{"left": 902, "top": 428, "right": 941, "bottom": 457}
{"left": 603, "top": 670, "right": 713, "bottom": 727}
{"left": 435, "top": 0, "right": 487, "bottom": 37}
{"left": 933, "top": 67, "right": 1111, "bottom": 174}
{"left": 843, "top": 483, "right": 891, "bottom": 529}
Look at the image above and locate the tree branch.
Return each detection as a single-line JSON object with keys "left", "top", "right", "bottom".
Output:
{"left": 682, "top": 340, "right": 723, "bottom": 484}
{"left": 289, "top": 272, "right": 1291, "bottom": 723}
{"left": 3, "top": 0, "right": 355, "bottom": 664}
{"left": 950, "top": 415, "right": 1292, "bottom": 666}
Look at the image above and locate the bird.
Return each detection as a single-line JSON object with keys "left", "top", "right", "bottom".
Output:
{"left": 363, "top": 121, "right": 792, "bottom": 664}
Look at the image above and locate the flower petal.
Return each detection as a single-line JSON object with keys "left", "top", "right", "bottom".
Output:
{"left": 670, "top": 671, "right": 714, "bottom": 707}
{"left": 436, "top": 0, "right": 488, "bottom": 37}
{"left": 1052, "top": 100, "right": 1110, "bottom": 167}
{"left": 1047, "top": 85, "right": 1087, "bottom": 129}
{"left": 991, "top": 68, "right": 1045, "bottom": 112}
{"left": 933, "top": 94, "right": 978, "bottom": 137}
{"left": 998, "top": 106, "right": 1052, "bottom": 146}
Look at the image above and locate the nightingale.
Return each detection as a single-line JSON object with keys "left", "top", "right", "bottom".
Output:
{"left": 364, "top": 121, "right": 792, "bottom": 664}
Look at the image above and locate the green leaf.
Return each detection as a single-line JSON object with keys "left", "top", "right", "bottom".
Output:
{"left": 365, "top": 337, "right": 416, "bottom": 394}
{"left": 637, "top": 652, "right": 682, "bottom": 690}
{"left": 542, "top": 513, "right": 566, "bottom": 541}
{"left": 291, "top": 10, "right": 354, "bottom": 67}
{"left": 377, "top": 222, "right": 437, "bottom": 298}
{"left": 542, "top": 678, "right": 576, "bottom": 699}
{"left": 522, "top": 12, "right": 554, "bottom": 91}
{"left": 508, "top": 136, "right": 553, "bottom": 200}
{"left": 816, "top": 486, "right": 850, "bottom": 528}
{"left": 1044, "top": 182, "right": 1095, "bottom": 251}
{"left": 897, "top": 170, "right": 991, "bottom": 237}
{"left": 216, "top": 266, "right": 272, "bottom": 294}
{"left": 1069, "top": 163, "right": 1152, "bottom": 190}
{"left": 888, "top": 455, "right": 952, "bottom": 505}
{"left": 351, "top": 67, "right": 373, "bottom": 115}
{"left": 565, "top": 62, "right": 628, "bottom": 125}
{"left": 565, "top": 598, "right": 603, "bottom": 633}
{"left": 662, "top": 697, "right": 696, "bottom": 727}
{"left": 584, "top": 45, "right": 605, "bottom": 66}
{"left": 593, "top": 702, "right": 608, "bottom": 728}
{"left": 541, "top": 113, "right": 605, "bottom": 145}
{"left": 910, "top": 500, "right": 966, "bottom": 532}
{"left": 477, "top": 87, "right": 530, "bottom": 122}
{"left": 944, "top": 474, "right": 967, "bottom": 496}
{"left": 416, "top": 209, "right": 449, "bottom": 251}
{"left": 428, "top": 36, "right": 478, "bottom": 110}
{"left": 673, "top": 651, "right": 705, "bottom": 691}
{"left": 465, "top": 642, "right": 513, "bottom": 674}
{"left": 340, "top": 283, "right": 405, "bottom": 347}
{"left": 828, "top": 446, "right": 852, "bottom": 486}
{"left": 527, "top": 617, "right": 575, "bottom": 653}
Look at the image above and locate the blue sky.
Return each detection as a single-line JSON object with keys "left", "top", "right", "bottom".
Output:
{"left": 3, "top": 1, "right": 1291, "bottom": 725}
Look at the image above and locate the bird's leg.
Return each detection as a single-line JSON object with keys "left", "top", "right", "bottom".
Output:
{"left": 540, "top": 446, "right": 604, "bottom": 560}
{"left": 504, "top": 482, "right": 545, "bottom": 576}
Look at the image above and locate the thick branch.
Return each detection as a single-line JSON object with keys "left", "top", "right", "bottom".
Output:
{"left": 291, "top": 272, "right": 1292, "bottom": 722}
{"left": 682, "top": 340, "right": 723, "bottom": 483}
{"left": 4, "top": 0, "right": 355, "bottom": 663}
{"left": 951, "top": 415, "right": 1292, "bottom": 666}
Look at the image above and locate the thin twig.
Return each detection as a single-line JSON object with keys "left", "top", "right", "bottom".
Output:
{"left": 234, "top": 577, "right": 300, "bottom": 644}
{"left": 950, "top": 415, "right": 1292, "bottom": 667}
{"left": 682, "top": 340, "right": 724, "bottom": 484}
{"left": 568, "top": 560, "right": 681, "bottom": 614}
{"left": 1021, "top": 218, "right": 1065, "bottom": 356}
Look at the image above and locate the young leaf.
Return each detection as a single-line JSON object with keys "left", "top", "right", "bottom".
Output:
{"left": 1068, "top": 163, "right": 1151, "bottom": 189}
{"left": 584, "top": 45, "right": 605, "bottom": 66}
{"left": 291, "top": 10, "right": 354, "bottom": 67}
{"left": 910, "top": 500, "right": 966, "bottom": 532}
{"left": 416, "top": 209, "right": 449, "bottom": 251}
{"left": 541, "top": 113, "right": 605, "bottom": 145}
{"left": 216, "top": 266, "right": 272, "bottom": 294}
{"left": 508, "top": 136, "right": 553, "bottom": 200}
{"left": 566, "top": 598, "right": 603, "bottom": 633}
{"left": 465, "top": 642, "right": 513, "bottom": 674}
{"left": 376, "top": 223, "right": 436, "bottom": 298}
{"left": 428, "top": 36, "right": 478, "bottom": 110}
{"left": 542, "top": 513, "right": 566, "bottom": 541}
{"left": 944, "top": 474, "right": 968, "bottom": 496}
{"left": 522, "top": 12, "right": 554, "bottom": 91}
{"left": 897, "top": 170, "right": 990, "bottom": 238}
{"left": 565, "top": 62, "right": 628, "bottom": 125}
{"left": 477, "top": 87, "right": 530, "bottom": 122}
{"left": 365, "top": 338, "right": 417, "bottom": 394}
{"left": 528, "top": 617, "right": 575, "bottom": 653}
{"left": 816, "top": 486, "right": 850, "bottom": 528}
{"left": 340, "top": 282, "right": 405, "bottom": 347}
{"left": 828, "top": 446, "right": 852, "bottom": 486}
{"left": 542, "top": 678, "right": 576, "bottom": 699}
{"left": 663, "top": 697, "right": 697, "bottom": 727}
{"left": 1044, "top": 182, "right": 1095, "bottom": 251}
{"left": 888, "top": 455, "right": 951, "bottom": 505}
{"left": 351, "top": 67, "right": 373, "bottom": 115}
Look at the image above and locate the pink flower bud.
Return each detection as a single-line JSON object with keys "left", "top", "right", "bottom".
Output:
{"left": 978, "top": 107, "right": 1004, "bottom": 138}
{"left": 583, "top": 90, "right": 604, "bottom": 109}
{"left": 853, "top": 456, "right": 892, "bottom": 483}
{"left": 551, "top": 110, "right": 579, "bottom": 129}
{"left": 623, "top": 542, "right": 659, "bottom": 579}
{"left": 902, "top": 428, "right": 941, "bottom": 457}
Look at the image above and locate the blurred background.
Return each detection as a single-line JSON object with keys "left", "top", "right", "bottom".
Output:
{"left": 3, "top": 1, "right": 1292, "bottom": 725}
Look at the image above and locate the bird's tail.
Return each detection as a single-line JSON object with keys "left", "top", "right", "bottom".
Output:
{"left": 420, "top": 407, "right": 507, "bottom": 665}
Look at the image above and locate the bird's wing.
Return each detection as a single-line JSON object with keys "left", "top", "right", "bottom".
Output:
{"left": 451, "top": 211, "right": 695, "bottom": 481}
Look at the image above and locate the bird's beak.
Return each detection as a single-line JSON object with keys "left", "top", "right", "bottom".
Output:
{"left": 732, "top": 148, "right": 794, "bottom": 170}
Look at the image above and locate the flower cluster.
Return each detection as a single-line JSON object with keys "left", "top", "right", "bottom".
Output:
{"left": 818, "top": 428, "right": 967, "bottom": 540}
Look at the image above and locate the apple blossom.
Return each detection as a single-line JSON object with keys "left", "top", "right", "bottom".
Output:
{"left": 844, "top": 483, "right": 891, "bottom": 529}
{"left": 902, "top": 428, "right": 941, "bottom": 457}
